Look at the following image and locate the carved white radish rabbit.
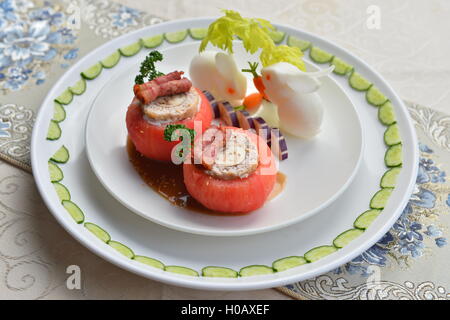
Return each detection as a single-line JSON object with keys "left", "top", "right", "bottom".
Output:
{"left": 261, "top": 62, "right": 334, "bottom": 138}
{"left": 189, "top": 51, "right": 247, "bottom": 103}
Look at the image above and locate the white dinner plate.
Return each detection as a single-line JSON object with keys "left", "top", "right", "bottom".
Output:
{"left": 85, "top": 41, "right": 363, "bottom": 236}
{"left": 31, "top": 18, "right": 418, "bottom": 290}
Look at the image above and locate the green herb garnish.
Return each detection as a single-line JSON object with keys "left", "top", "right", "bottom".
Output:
{"left": 163, "top": 124, "right": 195, "bottom": 142}
{"left": 134, "top": 50, "right": 164, "bottom": 84}
{"left": 200, "top": 10, "right": 305, "bottom": 71}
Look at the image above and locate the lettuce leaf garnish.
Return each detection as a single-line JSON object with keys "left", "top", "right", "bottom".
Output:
{"left": 200, "top": 10, "right": 305, "bottom": 71}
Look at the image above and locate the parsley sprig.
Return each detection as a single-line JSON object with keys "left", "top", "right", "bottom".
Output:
{"left": 134, "top": 50, "right": 164, "bottom": 84}
{"left": 163, "top": 124, "right": 196, "bottom": 142}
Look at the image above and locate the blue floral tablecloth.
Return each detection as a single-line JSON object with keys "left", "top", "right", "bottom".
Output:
{"left": 0, "top": 0, "right": 449, "bottom": 300}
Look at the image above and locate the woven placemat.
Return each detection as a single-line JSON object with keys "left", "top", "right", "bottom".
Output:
{"left": 1, "top": 0, "right": 449, "bottom": 300}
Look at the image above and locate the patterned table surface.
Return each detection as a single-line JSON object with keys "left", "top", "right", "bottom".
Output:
{"left": 0, "top": 0, "right": 449, "bottom": 300}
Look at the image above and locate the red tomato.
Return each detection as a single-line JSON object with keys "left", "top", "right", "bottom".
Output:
{"left": 126, "top": 88, "right": 213, "bottom": 162}
{"left": 183, "top": 127, "right": 277, "bottom": 213}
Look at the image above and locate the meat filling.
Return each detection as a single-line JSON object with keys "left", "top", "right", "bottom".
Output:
{"left": 199, "top": 127, "right": 259, "bottom": 180}
{"left": 143, "top": 87, "right": 200, "bottom": 122}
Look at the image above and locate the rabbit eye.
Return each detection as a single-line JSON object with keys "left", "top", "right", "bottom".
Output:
{"left": 266, "top": 74, "right": 271, "bottom": 81}
{"left": 227, "top": 87, "right": 236, "bottom": 94}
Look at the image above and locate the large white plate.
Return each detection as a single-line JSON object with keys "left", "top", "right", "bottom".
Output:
{"left": 31, "top": 18, "right": 418, "bottom": 290}
{"left": 85, "top": 41, "right": 363, "bottom": 236}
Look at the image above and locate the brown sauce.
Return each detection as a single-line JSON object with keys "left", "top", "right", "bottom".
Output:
{"left": 127, "top": 138, "right": 286, "bottom": 215}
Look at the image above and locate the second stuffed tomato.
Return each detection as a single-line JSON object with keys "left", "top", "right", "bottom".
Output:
{"left": 183, "top": 126, "right": 277, "bottom": 213}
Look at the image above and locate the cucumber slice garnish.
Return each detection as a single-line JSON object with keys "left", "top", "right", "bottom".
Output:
{"left": 81, "top": 62, "right": 103, "bottom": 80}
{"left": 384, "top": 123, "right": 401, "bottom": 146}
{"left": 349, "top": 71, "right": 372, "bottom": 91}
{"left": 287, "top": 35, "right": 311, "bottom": 51}
{"left": 141, "top": 34, "right": 164, "bottom": 48}
{"left": 165, "top": 266, "right": 199, "bottom": 277}
{"left": 69, "top": 78, "right": 86, "bottom": 95}
{"left": 101, "top": 50, "right": 121, "bottom": 68}
{"left": 47, "top": 120, "right": 61, "bottom": 141}
{"left": 50, "top": 145, "right": 70, "bottom": 163}
{"left": 84, "top": 222, "right": 111, "bottom": 243}
{"left": 304, "top": 245, "right": 337, "bottom": 263}
{"left": 164, "top": 30, "right": 188, "bottom": 43}
{"left": 133, "top": 255, "right": 165, "bottom": 270}
{"left": 333, "top": 229, "right": 364, "bottom": 248}
{"left": 52, "top": 182, "right": 71, "bottom": 201}
{"left": 119, "top": 40, "right": 142, "bottom": 57}
{"left": 378, "top": 101, "right": 396, "bottom": 126}
{"left": 48, "top": 161, "right": 63, "bottom": 182}
{"left": 202, "top": 266, "right": 238, "bottom": 278}
{"left": 54, "top": 89, "right": 73, "bottom": 105}
{"left": 385, "top": 144, "right": 403, "bottom": 167}
{"left": 52, "top": 102, "right": 66, "bottom": 123}
{"left": 366, "top": 85, "right": 388, "bottom": 106}
{"left": 309, "top": 46, "right": 334, "bottom": 63}
{"left": 62, "top": 200, "right": 85, "bottom": 224}
{"left": 268, "top": 29, "right": 286, "bottom": 44}
{"left": 109, "top": 240, "right": 134, "bottom": 258}
{"left": 189, "top": 28, "right": 208, "bottom": 40}
{"left": 370, "top": 188, "right": 394, "bottom": 209}
{"left": 239, "top": 265, "right": 274, "bottom": 277}
{"left": 272, "top": 256, "right": 307, "bottom": 272}
{"left": 331, "top": 57, "right": 353, "bottom": 75}
{"left": 380, "top": 167, "right": 401, "bottom": 188}
{"left": 354, "top": 209, "right": 381, "bottom": 230}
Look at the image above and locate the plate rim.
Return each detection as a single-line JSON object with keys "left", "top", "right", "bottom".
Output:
{"left": 31, "top": 17, "right": 419, "bottom": 290}
{"left": 84, "top": 54, "right": 365, "bottom": 237}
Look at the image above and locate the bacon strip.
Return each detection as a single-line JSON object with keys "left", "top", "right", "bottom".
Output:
{"left": 136, "top": 77, "right": 192, "bottom": 105}
{"left": 133, "top": 71, "right": 184, "bottom": 95}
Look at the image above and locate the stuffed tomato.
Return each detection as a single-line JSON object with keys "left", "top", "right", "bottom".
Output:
{"left": 126, "top": 85, "right": 213, "bottom": 162}
{"left": 183, "top": 126, "right": 277, "bottom": 213}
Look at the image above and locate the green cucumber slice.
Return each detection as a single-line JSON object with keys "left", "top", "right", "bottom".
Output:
{"left": 165, "top": 266, "right": 199, "bottom": 277}
{"left": 239, "top": 265, "right": 274, "bottom": 277}
{"left": 101, "top": 50, "right": 121, "bottom": 68}
{"left": 69, "top": 78, "right": 86, "bottom": 95}
{"left": 202, "top": 266, "right": 238, "bottom": 278}
{"left": 385, "top": 144, "right": 403, "bottom": 167}
{"left": 366, "top": 85, "right": 388, "bottom": 106}
{"left": 133, "top": 255, "right": 165, "bottom": 269}
{"left": 47, "top": 120, "right": 61, "bottom": 140}
{"left": 378, "top": 101, "right": 396, "bottom": 126}
{"left": 370, "top": 188, "right": 394, "bottom": 209}
{"left": 189, "top": 28, "right": 208, "bottom": 40}
{"left": 304, "top": 246, "right": 337, "bottom": 263}
{"left": 272, "top": 256, "right": 307, "bottom": 272}
{"left": 48, "top": 161, "right": 63, "bottom": 182}
{"left": 52, "top": 182, "right": 71, "bottom": 201}
{"left": 164, "top": 30, "right": 188, "bottom": 43}
{"left": 52, "top": 102, "right": 66, "bottom": 123}
{"left": 287, "top": 35, "right": 311, "bottom": 51}
{"left": 62, "top": 200, "right": 85, "bottom": 224}
{"left": 380, "top": 167, "right": 402, "bottom": 188}
{"left": 333, "top": 229, "right": 364, "bottom": 248}
{"left": 309, "top": 46, "right": 334, "bottom": 63}
{"left": 50, "top": 145, "right": 70, "bottom": 163}
{"left": 141, "top": 34, "right": 164, "bottom": 48}
{"left": 354, "top": 209, "right": 381, "bottom": 230}
{"left": 109, "top": 240, "right": 134, "bottom": 258}
{"left": 84, "top": 222, "right": 111, "bottom": 243}
{"left": 349, "top": 71, "right": 372, "bottom": 91}
{"left": 55, "top": 89, "right": 73, "bottom": 105}
{"left": 81, "top": 62, "right": 103, "bottom": 80}
{"left": 268, "top": 29, "right": 286, "bottom": 44}
{"left": 119, "top": 41, "right": 142, "bottom": 57}
{"left": 331, "top": 57, "right": 353, "bottom": 75}
{"left": 384, "top": 123, "right": 401, "bottom": 146}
